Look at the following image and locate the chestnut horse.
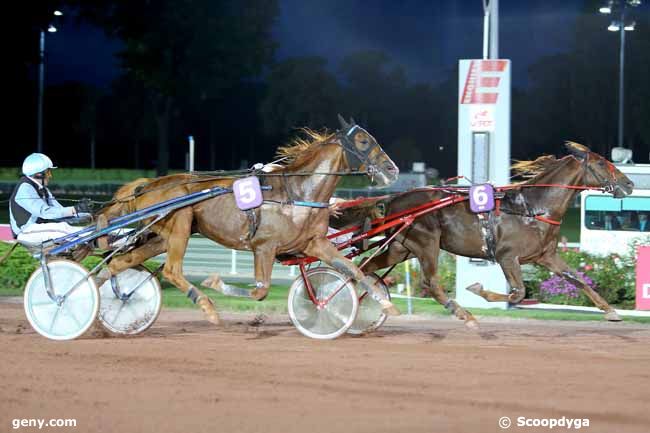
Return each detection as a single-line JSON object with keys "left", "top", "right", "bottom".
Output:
{"left": 96, "top": 117, "right": 400, "bottom": 324}
{"left": 331, "top": 142, "right": 634, "bottom": 326}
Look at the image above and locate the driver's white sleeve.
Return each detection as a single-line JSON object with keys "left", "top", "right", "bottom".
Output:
{"left": 14, "top": 183, "right": 75, "bottom": 220}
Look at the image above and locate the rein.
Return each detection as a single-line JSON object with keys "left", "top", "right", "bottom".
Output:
{"left": 95, "top": 126, "right": 378, "bottom": 211}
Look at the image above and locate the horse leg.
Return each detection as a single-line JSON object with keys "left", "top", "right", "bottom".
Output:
{"left": 250, "top": 244, "right": 277, "bottom": 301}
{"left": 161, "top": 210, "right": 221, "bottom": 325}
{"left": 92, "top": 235, "right": 166, "bottom": 286}
{"left": 537, "top": 252, "right": 621, "bottom": 321}
{"left": 202, "top": 245, "right": 276, "bottom": 301}
{"left": 363, "top": 241, "right": 411, "bottom": 274}
{"left": 304, "top": 236, "right": 400, "bottom": 316}
{"left": 418, "top": 250, "right": 478, "bottom": 328}
{"left": 466, "top": 256, "right": 527, "bottom": 304}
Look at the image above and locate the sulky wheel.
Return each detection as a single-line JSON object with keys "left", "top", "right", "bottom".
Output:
{"left": 98, "top": 266, "right": 162, "bottom": 335}
{"left": 348, "top": 273, "right": 391, "bottom": 335}
{"left": 23, "top": 259, "right": 99, "bottom": 341}
{"left": 288, "top": 267, "right": 359, "bottom": 340}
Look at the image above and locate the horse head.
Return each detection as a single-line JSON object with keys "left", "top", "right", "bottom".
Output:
{"left": 337, "top": 114, "right": 399, "bottom": 187}
{"left": 565, "top": 141, "right": 634, "bottom": 198}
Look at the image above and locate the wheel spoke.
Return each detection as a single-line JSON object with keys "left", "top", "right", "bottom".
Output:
{"left": 30, "top": 300, "right": 57, "bottom": 307}
{"left": 48, "top": 307, "right": 61, "bottom": 332}
{"left": 61, "top": 303, "right": 82, "bottom": 328}
{"left": 327, "top": 308, "right": 349, "bottom": 326}
{"left": 111, "top": 301, "right": 128, "bottom": 324}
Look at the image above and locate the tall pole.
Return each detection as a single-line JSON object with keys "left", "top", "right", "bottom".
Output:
{"left": 37, "top": 29, "right": 45, "bottom": 153}
{"left": 618, "top": 7, "right": 626, "bottom": 149}
{"left": 483, "top": 0, "right": 499, "bottom": 59}
{"left": 482, "top": 1, "right": 490, "bottom": 59}
{"left": 188, "top": 135, "right": 195, "bottom": 172}
{"left": 489, "top": 0, "right": 499, "bottom": 59}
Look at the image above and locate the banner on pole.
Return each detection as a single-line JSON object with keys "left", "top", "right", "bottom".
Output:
{"left": 636, "top": 246, "right": 650, "bottom": 310}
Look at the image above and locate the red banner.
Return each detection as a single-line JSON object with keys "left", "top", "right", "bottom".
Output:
{"left": 460, "top": 60, "right": 507, "bottom": 105}
{"left": 636, "top": 246, "right": 650, "bottom": 310}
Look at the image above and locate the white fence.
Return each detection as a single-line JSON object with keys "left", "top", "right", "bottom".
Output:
{"left": 153, "top": 235, "right": 298, "bottom": 283}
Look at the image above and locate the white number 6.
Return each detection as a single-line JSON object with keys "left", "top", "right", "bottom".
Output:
{"left": 472, "top": 185, "right": 488, "bottom": 206}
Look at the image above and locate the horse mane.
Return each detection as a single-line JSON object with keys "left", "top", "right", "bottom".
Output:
{"left": 115, "top": 177, "right": 151, "bottom": 200}
{"left": 275, "top": 128, "right": 337, "bottom": 167}
{"left": 511, "top": 155, "right": 560, "bottom": 179}
{"left": 96, "top": 177, "right": 151, "bottom": 218}
{"left": 511, "top": 154, "right": 579, "bottom": 183}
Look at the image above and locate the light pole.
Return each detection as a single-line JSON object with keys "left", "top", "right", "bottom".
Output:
{"left": 37, "top": 10, "right": 62, "bottom": 153}
{"left": 599, "top": 1, "right": 641, "bottom": 150}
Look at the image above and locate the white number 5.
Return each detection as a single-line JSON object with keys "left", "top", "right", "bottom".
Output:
{"left": 237, "top": 179, "right": 256, "bottom": 204}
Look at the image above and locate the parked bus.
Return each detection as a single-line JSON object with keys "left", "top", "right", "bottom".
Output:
{"left": 580, "top": 163, "right": 650, "bottom": 256}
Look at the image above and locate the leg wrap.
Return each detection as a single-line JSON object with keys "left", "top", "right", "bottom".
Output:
{"left": 444, "top": 299, "right": 458, "bottom": 314}
{"left": 187, "top": 286, "right": 200, "bottom": 304}
{"left": 360, "top": 276, "right": 386, "bottom": 303}
{"left": 508, "top": 287, "right": 525, "bottom": 303}
{"left": 331, "top": 258, "right": 357, "bottom": 280}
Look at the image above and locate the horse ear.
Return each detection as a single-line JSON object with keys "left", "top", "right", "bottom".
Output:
{"left": 338, "top": 114, "right": 351, "bottom": 130}
{"left": 350, "top": 117, "right": 357, "bottom": 125}
{"left": 565, "top": 141, "right": 589, "bottom": 159}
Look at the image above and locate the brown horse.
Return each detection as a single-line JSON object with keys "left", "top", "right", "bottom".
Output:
{"left": 95, "top": 116, "right": 400, "bottom": 325}
{"left": 332, "top": 142, "right": 634, "bottom": 325}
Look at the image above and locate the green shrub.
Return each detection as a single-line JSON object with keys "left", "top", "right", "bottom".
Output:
{"left": 0, "top": 243, "right": 38, "bottom": 293}
{"left": 527, "top": 236, "right": 650, "bottom": 307}
{"left": 0, "top": 242, "right": 161, "bottom": 295}
{"left": 377, "top": 251, "right": 456, "bottom": 297}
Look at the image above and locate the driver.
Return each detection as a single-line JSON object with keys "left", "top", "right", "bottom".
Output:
{"left": 9, "top": 153, "right": 92, "bottom": 244}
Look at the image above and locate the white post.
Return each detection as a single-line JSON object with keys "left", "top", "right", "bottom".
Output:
{"left": 37, "top": 29, "right": 45, "bottom": 153}
{"left": 405, "top": 259, "right": 413, "bottom": 315}
{"left": 482, "top": 1, "right": 490, "bottom": 59}
{"left": 489, "top": 0, "right": 499, "bottom": 59}
{"left": 230, "top": 249, "right": 237, "bottom": 274}
{"left": 188, "top": 135, "right": 195, "bottom": 172}
{"left": 289, "top": 265, "right": 296, "bottom": 277}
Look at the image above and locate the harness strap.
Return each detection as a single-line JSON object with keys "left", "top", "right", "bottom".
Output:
{"left": 245, "top": 209, "right": 259, "bottom": 239}
{"left": 534, "top": 215, "right": 562, "bottom": 226}
{"left": 476, "top": 213, "right": 497, "bottom": 261}
{"left": 290, "top": 200, "right": 329, "bottom": 208}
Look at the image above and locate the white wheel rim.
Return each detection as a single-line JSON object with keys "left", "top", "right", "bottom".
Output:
{"left": 348, "top": 274, "right": 389, "bottom": 335}
{"left": 24, "top": 260, "right": 99, "bottom": 341}
{"left": 288, "top": 268, "right": 359, "bottom": 340}
{"left": 98, "top": 267, "right": 162, "bottom": 335}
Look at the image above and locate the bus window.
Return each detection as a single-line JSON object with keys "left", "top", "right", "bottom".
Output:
{"left": 584, "top": 195, "right": 650, "bottom": 232}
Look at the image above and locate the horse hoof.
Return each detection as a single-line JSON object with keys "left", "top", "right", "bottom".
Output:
{"left": 465, "top": 282, "right": 483, "bottom": 296}
{"left": 198, "top": 298, "right": 220, "bottom": 325}
{"left": 201, "top": 274, "right": 223, "bottom": 291}
{"left": 205, "top": 313, "right": 221, "bottom": 325}
{"left": 604, "top": 310, "right": 622, "bottom": 322}
{"left": 251, "top": 288, "right": 268, "bottom": 301}
{"left": 465, "top": 319, "right": 480, "bottom": 330}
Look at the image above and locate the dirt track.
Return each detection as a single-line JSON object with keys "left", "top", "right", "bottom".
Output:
{"left": 1, "top": 302, "right": 649, "bottom": 433}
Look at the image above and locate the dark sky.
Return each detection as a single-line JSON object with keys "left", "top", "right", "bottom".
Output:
{"left": 46, "top": 0, "right": 586, "bottom": 89}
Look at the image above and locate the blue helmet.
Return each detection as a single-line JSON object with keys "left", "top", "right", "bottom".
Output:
{"left": 22, "top": 153, "right": 57, "bottom": 176}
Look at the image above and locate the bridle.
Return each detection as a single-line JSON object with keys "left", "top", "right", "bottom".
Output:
{"left": 336, "top": 125, "right": 383, "bottom": 177}
{"left": 581, "top": 153, "right": 619, "bottom": 194}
